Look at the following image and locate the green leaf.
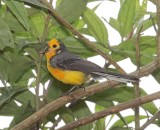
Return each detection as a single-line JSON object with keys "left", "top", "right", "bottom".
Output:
{"left": 18, "top": 0, "right": 48, "bottom": 9}
{"left": 4, "top": 12, "right": 26, "bottom": 32}
{"left": 0, "top": 4, "right": 7, "bottom": 18}
{"left": 152, "top": 68, "right": 160, "bottom": 83}
{"left": 94, "top": 105, "right": 106, "bottom": 130}
{"left": 82, "top": 8, "right": 108, "bottom": 46}
{"left": 88, "top": 97, "right": 114, "bottom": 108}
{"left": 0, "top": 87, "right": 27, "bottom": 109}
{"left": 110, "top": 115, "right": 147, "bottom": 129}
{"left": 0, "top": 100, "right": 18, "bottom": 116}
{"left": 94, "top": 86, "right": 158, "bottom": 115}
{"left": 56, "top": 0, "right": 87, "bottom": 23}
{"left": 108, "top": 17, "right": 120, "bottom": 32}
{"left": 62, "top": 37, "right": 96, "bottom": 58}
{"left": 3, "top": 0, "right": 29, "bottom": 30}
{"left": 88, "top": 97, "right": 128, "bottom": 128}
{"left": 46, "top": 79, "right": 62, "bottom": 102}
{"left": 72, "top": 19, "right": 85, "bottom": 31}
{"left": 9, "top": 102, "right": 35, "bottom": 128}
{"left": 15, "top": 90, "right": 36, "bottom": 108}
{"left": 0, "top": 49, "right": 34, "bottom": 83}
{"left": 29, "top": 12, "right": 45, "bottom": 38}
{"left": 140, "top": 89, "right": 158, "bottom": 115}
{"left": 110, "top": 126, "right": 132, "bottom": 130}
{"left": 118, "top": 0, "right": 138, "bottom": 38}
{"left": 0, "top": 18, "right": 14, "bottom": 50}
{"left": 59, "top": 107, "right": 76, "bottom": 125}
{"left": 111, "top": 36, "right": 156, "bottom": 64}
{"left": 88, "top": 0, "right": 116, "bottom": 2}
{"left": 70, "top": 100, "right": 93, "bottom": 130}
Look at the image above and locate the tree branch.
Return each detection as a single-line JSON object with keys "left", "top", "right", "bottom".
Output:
{"left": 134, "top": 25, "right": 142, "bottom": 130}
{"left": 156, "top": 0, "right": 160, "bottom": 63}
{"left": 40, "top": 0, "right": 127, "bottom": 74}
{"left": 57, "top": 91, "right": 160, "bottom": 130}
{"left": 140, "top": 111, "right": 160, "bottom": 130}
{"left": 10, "top": 57, "right": 160, "bottom": 130}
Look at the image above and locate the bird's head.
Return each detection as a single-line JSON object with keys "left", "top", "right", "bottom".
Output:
{"left": 43, "top": 39, "right": 66, "bottom": 59}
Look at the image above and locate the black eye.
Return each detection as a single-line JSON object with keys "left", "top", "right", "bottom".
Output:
{"left": 53, "top": 45, "right": 57, "bottom": 48}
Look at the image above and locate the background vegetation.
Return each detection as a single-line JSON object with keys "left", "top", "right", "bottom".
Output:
{"left": 0, "top": 0, "right": 160, "bottom": 130}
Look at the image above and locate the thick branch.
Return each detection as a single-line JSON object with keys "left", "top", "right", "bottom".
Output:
{"left": 11, "top": 58, "right": 160, "bottom": 130}
{"left": 40, "top": 0, "right": 126, "bottom": 74}
{"left": 57, "top": 91, "right": 160, "bottom": 130}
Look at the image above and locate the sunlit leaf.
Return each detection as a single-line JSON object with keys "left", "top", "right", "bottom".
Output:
{"left": 56, "top": 0, "right": 87, "bottom": 23}
{"left": 29, "top": 12, "right": 45, "bottom": 38}
{"left": 82, "top": 8, "right": 108, "bottom": 46}
{"left": 118, "top": 0, "right": 139, "bottom": 38}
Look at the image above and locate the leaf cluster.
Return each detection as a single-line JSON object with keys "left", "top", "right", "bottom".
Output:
{"left": 0, "top": 0, "right": 159, "bottom": 130}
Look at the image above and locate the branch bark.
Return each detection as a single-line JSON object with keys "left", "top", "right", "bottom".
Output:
{"left": 57, "top": 91, "right": 160, "bottom": 130}
{"left": 11, "top": 58, "right": 160, "bottom": 130}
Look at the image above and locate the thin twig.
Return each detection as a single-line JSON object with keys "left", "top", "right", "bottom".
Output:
{"left": 35, "top": 54, "right": 43, "bottom": 111}
{"left": 10, "top": 58, "right": 160, "bottom": 130}
{"left": 134, "top": 25, "right": 142, "bottom": 130}
{"left": 50, "top": 0, "right": 53, "bottom": 5}
{"left": 150, "top": 15, "right": 158, "bottom": 33}
{"left": 140, "top": 111, "right": 160, "bottom": 130}
{"left": 40, "top": 0, "right": 127, "bottom": 74}
{"left": 34, "top": 53, "right": 43, "bottom": 129}
{"left": 51, "top": 116, "right": 62, "bottom": 130}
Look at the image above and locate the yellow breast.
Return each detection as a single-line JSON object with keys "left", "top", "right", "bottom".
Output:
{"left": 47, "top": 64, "right": 86, "bottom": 85}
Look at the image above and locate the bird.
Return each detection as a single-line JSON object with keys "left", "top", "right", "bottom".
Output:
{"left": 43, "top": 39, "right": 139, "bottom": 86}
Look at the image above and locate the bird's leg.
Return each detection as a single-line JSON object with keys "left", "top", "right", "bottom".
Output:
{"left": 67, "top": 85, "right": 79, "bottom": 93}
{"left": 61, "top": 85, "right": 79, "bottom": 96}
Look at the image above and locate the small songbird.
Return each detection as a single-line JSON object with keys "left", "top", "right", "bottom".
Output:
{"left": 44, "top": 39, "right": 139, "bottom": 85}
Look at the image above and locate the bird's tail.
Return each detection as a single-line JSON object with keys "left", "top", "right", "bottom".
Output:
{"left": 92, "top": 72, "right": 139, "bottom": 83}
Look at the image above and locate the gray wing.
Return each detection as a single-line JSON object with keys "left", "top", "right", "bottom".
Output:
{"left": 50, "top": 51, "right": 105, "bottom": 74}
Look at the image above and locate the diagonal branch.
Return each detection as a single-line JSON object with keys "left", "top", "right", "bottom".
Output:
{"left": 40, "top": 0, "right": 126, "bottom": 74}
{"left": 57, "top": 91, "right": 160, "bottom": 130}
{"left": 140, "top": 111, "right": 160, "bottom": 130}
{"left": 11, "top": 58, "right": 160, "bottom": 130}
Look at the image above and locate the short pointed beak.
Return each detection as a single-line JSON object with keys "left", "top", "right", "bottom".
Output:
{"left": 40, "top": 45, "right": 49, "bottom": 54}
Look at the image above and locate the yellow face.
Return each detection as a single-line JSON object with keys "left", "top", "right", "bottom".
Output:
{"left": 45, "top": 39, "right": 61, "bottom": 60}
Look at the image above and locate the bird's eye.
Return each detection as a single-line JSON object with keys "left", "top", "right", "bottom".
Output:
{"left": 52, "top": 45, "right": 57, "bottom": 48}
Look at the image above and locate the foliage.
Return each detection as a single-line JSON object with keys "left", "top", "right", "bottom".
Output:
{"left": 0, "top": 0, "right": 159, "bottom": 130}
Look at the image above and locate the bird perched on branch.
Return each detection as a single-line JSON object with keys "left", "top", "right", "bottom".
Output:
{"left": 43, "top": 39, "right": 139, "bottom": 86}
